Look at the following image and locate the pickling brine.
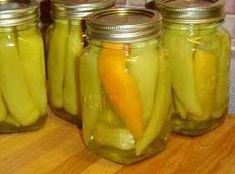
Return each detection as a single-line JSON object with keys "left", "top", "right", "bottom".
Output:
{"left": 80, "top": 8, "right": 171, "bottom": 164}
{"left": 0, "top": 1, "right": 47, "bottom": 133}
{"left": 157, "top": 0, "right": 231, "bottom": 135}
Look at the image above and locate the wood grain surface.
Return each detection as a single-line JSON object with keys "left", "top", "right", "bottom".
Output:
{"left": 0, "top": 110, "right": 235, "bottom": 174}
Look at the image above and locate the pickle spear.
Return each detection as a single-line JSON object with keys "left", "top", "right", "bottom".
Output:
{"left": 0, "top": 32, "right": 39, "bottom": 126}
{"left": 129, "top": 40, "right": 158, "bottom": 125}
{"left": 100, "top": 98, "right": 123, "bottom": 127}
{"left": 164, "top": 30, "right": 202, "bottom": 117}
{"left": 136, "top": 50, "right": 171, "bottom": 155}
{"left": 48, "top": 20, "right": 68, "bottom": 108}
{"left": 194, "top": 49, "right": 217, "bottom": 120}
{"left": 98, "top": 43, "right": 143, "bottom": 139}
{"left": 18, "top": 28, "right": 47, "bottom": 116}
{"left": 93, "top": 122, "right": 135, "bottom": 150}
{"left": 63, "top": 20, "right": 83, "bottom": 115}
{"left": 212, "top": 32, "right": 230, "bottom": 118}
{"left": 80, "top": 45, "right": 102, "bottom": 145}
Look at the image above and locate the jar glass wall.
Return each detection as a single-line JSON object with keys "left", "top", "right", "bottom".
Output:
{"left": 157, "top": 0, "right": 231, "bottom": 135}
{"left": 47, "top": 18, "right": 84, "bottom": 125}
{"left": 0, "top": 1, "right": 47, "bottom": 133}
{"left": 80, "top": 39, "right": 171, "bottom": 164}
{"left": 80, "top": 8, "right": 171, "bottom": 164}
{"left": 163, "top": 23, "right": 230, "bottom": 135}
{"left": 47, "top": 0, "right": 115, "bottom": 126}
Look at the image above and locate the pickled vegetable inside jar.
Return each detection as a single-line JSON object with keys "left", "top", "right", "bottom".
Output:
{"left": 47, "top": 0, "right": 115, "bottom": 125}
{"left": 0, "top": 1, "right": 47, "bottom": 133}
{"left": 156, "top": 0, "right": 231, "bottom": 135}
{"left": 80, "top": 8, "right": 171, "bottom": 164}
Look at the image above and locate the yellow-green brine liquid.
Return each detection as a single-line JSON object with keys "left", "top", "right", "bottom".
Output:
{"left": 47, "top": 0, "right": 114, "bottom": 126}
{"left": 0, "top": 1, "right": 47, "bottom": 133}
{"left": 157, "top": 0, "right": 231, "bottom": 135}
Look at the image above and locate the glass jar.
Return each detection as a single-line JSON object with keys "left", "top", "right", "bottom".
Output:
{"left": 0, "top": 0, "right": 47, "bottom": 133}
{"left": 80, "top": 8, "right": 171, "bottom": 164}
{"left": 47, "top": 0, "right": 115, "bottom": 126}
{"left": 156, "top": 0, "right": 231, "bottom": 135}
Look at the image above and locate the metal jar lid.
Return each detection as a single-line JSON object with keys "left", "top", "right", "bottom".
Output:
{"left": 51, "top": 0, "right": 115, "bottom": 20}
{"left": 0, "top": 0, "right": 38, "bottom": 27}
{"left": 86, "top": 8, "right": 162, "bottom": 42}
{"left": 155, "top": 0, "right": 224, "bottom": 24}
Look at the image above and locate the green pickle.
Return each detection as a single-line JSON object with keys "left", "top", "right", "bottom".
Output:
{"left": 48, "top": 20, "right": 68, "bottom": 109}
{"left": 18, "top": 27, "right": 47, "bottom": 116}
{"left": 0, "top": 31, "right": 46, "bottom": 132}
{"left": 48, "top": 0, "right": 115, "bottom": 125}
{"left": 79, "top": 45, "right": 102, "bottom": 145}
{"left": 136, "top": 49, "right": 171, "bottom": 155}
{"left": 212, "top": 32, "right": 230, "bottom": 119}
{"left": 129, "top": 40, "right": 159, "bottom": 125}
{"left": 0, "top": 28, "right": 47, "bottom": 132}
{"left": 0, "top": 32, "right": 40, "bottom": 126}
{"left": 156, "top": 0, "right": 230, "bottom": 136}
{"left": 63, "top": 21, "right": 83, "bottom": 116}
{"left": 163, "top": 23, "right": 230, "bottom": 135}
{"left": 48, "top": 19, "right": 83, "bottom": 124}
{"left": 0, "top": 0, "right": 47, "bottom": 132}
{"left": 164, "top": 27, "right": 202, "bottom": 117}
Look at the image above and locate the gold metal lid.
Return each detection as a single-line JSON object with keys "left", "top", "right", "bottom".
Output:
{"left": 155, "top": 0, "right": 224, "bottom": 24}
{"left": 86, "top": 8, "right": 162, "bottom": 42}
{"left": 51, "top": 0, "right": 115, "bottom": 19}
{"left": 0, "top": 0, "right": 38, "bottom": 26}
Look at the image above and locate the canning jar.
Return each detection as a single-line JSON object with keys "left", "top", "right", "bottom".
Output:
{"left": 80, "top": 8, "right": 171, "bottom": 164}
{"left": 156, "top": 0, "right": 231, "bottom": 135}
{"left": 0, "top": 0, "right": 47, "bottom": 133}
{"left": 47, "top": 0, "right": 115, "bottom": 125}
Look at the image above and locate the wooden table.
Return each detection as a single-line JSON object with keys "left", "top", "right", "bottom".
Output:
{"left": 0, "top": 110, "right": 235, "bottom": 174}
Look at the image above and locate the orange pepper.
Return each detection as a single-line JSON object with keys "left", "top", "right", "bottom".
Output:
{"left": 98, "top": 42, "right": 143, "bottom": 139}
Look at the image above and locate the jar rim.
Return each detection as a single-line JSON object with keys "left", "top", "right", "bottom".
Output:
{"left": 51, "top": 0, "right": 115, "bottom": 19}
{"left": 86, "top": 8, "right": 162, "bottom": 42}
{"left": 155, "top": 0, "right": 224, "bottom": 24}
{"left": 0, "top": 0, "right": 38, "bottom": 27}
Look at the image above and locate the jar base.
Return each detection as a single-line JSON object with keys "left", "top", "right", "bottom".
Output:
{"left": 88, "top": 138, "right": 167, "bottom": 165}
{"left": 172, "top": 114, "right": 226, "bottom": 136}
{"left": 51, "top": 106, "right": 82, "bottom": 127}
{"left": 0, "top": 115, "right": 47, "bottom": 134}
